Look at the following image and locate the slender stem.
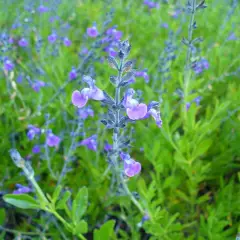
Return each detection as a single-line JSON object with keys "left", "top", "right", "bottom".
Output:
{"left": 0, "top": 226, "right": 51, "bottom": 237}
{"left": 184, "top": 0, "right": 196, "bottom": 119}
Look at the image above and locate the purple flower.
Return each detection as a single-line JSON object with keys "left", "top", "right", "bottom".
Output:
{"left": 77, "top": 106, "right": 94, "bottom": 119}
{"left": 106, "top": 27, "right": 122, "bottom": 41}
{"left": 104, "top": 142, "right": 112, "bottom": 151}
{"left": 18, "top": 38, "right": 28, "bottom": 47}
{"left": 193, "top": 58, "right": 209, "bottom": 74}
{"left": 186, "top": 102, "right": 191, "bottom": 111}
{"left": 81, "top": 47, "right": 88, "bottom": 55}
{"left": 37, "top": 5, "right": 49, "bottom": 13}
{"left": 17, "top": 74, "right": 23, "bottom": 83}
{"left": 227, "top": 32, "right": 237, "bottom": 41}
{"left": 120, "top": 152, "right": 141, "bottom": 177}
{"left": 46, "top": 132, "right": 61, "bottom": 147}
{"left": 4, "top": 59, "right": 14, "bottom": 71}
{"left": 105, "top": 46, "right": 117, "bottom": 57}
{"left": 143, "top": 0, "right": 159, "bottom": 9}
{"left": 69, "top": 67, "right": 77, "bottom": 80}
{"left": 79, "top": 134, "right": 97, "bottom": 151}
{"left": 8, "top": 37, "right": 14, "bottom": 44}
{"left": 161, "top": 23, "right": 169, "bottom": 29}
{"left": 193, "top": 96, "right": 202, "bottom": 106}
{"left": 13, "top": 184, "right": 31, "bottom": 194}
{"left": 171, "top": 9, "right": 181, "bottom": 18}
{"left": 32, "top": 80, "right": 46, "bottom": 92}
{"left": 72, "top": 76, "right": 104, "bottom": 108}
{"left": 135, "top": 70, "right": 149, "bottom": 83}
{"left": 48, "top": 33, "right": 57, "bottom": 43}
{"left": 27, "top": 125, "right": 41, "bottom": 140}
{"left": 63, "top": 37, "right": 72, "bottom": 46}
{"left": 87, "top": 26, "right": 98, "bottom": 38}
{"left": 139, "top": 101, "right": 162, "bottom": 127}
{"left": 32, "top": 145, "right": 41, "bottom": 154}
{"left": 123, "top": 89, "right": 148, "bottom": 120}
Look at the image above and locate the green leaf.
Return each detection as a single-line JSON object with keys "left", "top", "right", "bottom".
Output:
{"left": 72, "top": 187, "right": 88, "bottom": 224}
{"left": 0, "top": 209, "right": 6, "bottom": 225}
{"left": 74, "top": 220, "right": 88, "bottom": 234}
{"left": 192, "top": 139, "right": 213, "bottom": 159}
{"left": 3, "top": 194, "right": 40, "bottom": 209}
{"left": 56, "top": 191, "right": 71, "bottom": 210}
{"left": 52, "top": 185, "right": 62, "bottom": 204}
{"left": 94, "top": 220, "right": 116, "bottom": 240}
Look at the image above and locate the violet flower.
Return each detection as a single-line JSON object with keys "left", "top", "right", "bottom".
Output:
{"left": 81, "top": 47, "right": 88, "bottom": 55}
{"left": 193, "top": 58, "right": 209, "bottom": 74}
{"left": 120, "top": 152, "right": 141, "bottom": 177}
{"left": 135, "top": 70, "right": 149, "bottom": 83}
{"left": 79, "top": 134, "right": 97, "bottom": 151}
{"left": 227, "top": 32, "right": 238, "bottom": 41}
{"left": 69, "top": 67, "right": 77, "bottom": 80}
{"left": 32, "top": 80, "right": 46, "bottom": 92}
{"left": 72, "top": 75, "right": 104, "bottom": 108}
{"left": 32, "top": 145, "right": 41, "bottom": 154}
{"left": 13, "top": 184, "right": 31, "bottom": 194}
{"left": 77, "top": 106, "right": 94, "bottom": 119}
{"left": 46, "top": 132, "right": 61, "bottom": 147}
{"left": 48, "top": 33, "right": 57, "bottom": 43}
{"left": 27, "top": 125, "right": 41, "bottom": 140}
{"left": 4, "top": 59, "right": 14, "bottom": 71}
{"left": 123, "top": 89, "right": 148, "bottom": 120}
{"left": 104, "top": 142, "right": 112, "bottom": 152}
{"left": 87, "top": 26, "right": 98, "bottom": 38}
{"left": 106, "top": 27, "right": 122, "bottom": 41}
{"left": 144, "top": 101, "right": 162, "bottom": 128}
{"left": 143, "top": 0, "right": 159, "bottom": 9}
{"left": 18, "top": 38, "right": 28, "bottom": 47}
{"left": 63, "top": 37, "right": 72, "bottom": 46}
{"left": 37, "top": 5, "right": 49, "bottom": 13}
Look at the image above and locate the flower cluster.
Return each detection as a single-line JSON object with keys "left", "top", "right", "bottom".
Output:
{"left": 27, "top": 125, "right": 61, "bottom": 148}
{"left": 71, "top": 40, "right": 162, "bottom": 178}
{"left": 143, "top": 0, "right": 159, "bottom": 9}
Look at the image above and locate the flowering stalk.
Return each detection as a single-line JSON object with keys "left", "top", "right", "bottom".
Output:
{"left": 182, "top": 0, "right": 206, "bottom": 120}
{"left": 71, "top": 40, "right": 162, "bottom": 215}
{"left": 113, "top": 54, "right": 145, "bottom": 214}
{"left": 183, "top": 0, "right": 196, "bottom": 114}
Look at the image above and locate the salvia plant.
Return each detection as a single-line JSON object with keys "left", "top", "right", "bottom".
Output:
{"left": 1, "top": 0, "right": 240, "bottom": 239}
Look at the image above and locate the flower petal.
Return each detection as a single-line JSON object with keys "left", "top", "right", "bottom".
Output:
{"left": 90, "top": 88, "right": 105, "bottom": 100}
{"left": 124, "top": 159, "right": 141, "bottom": 177}
{"left": 72, "top": 90, "right": 88, "bottom": 108}
{"left": 149, "top": 109, "right": 162, "bottom": 128}
{"left": 127, "top": 103, "right": 147, "bottom": 120}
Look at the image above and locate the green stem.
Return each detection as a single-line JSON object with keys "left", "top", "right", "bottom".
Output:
{"left": 184, "top": 0, "right": 196, "bottom": 120}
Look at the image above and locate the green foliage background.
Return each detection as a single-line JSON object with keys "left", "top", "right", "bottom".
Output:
{"left": 0, "top": 0, "right": 240, "bottom": 239}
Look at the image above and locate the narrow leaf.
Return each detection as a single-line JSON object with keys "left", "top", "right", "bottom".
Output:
{"left": 56, "top": 191, "right": 71, "bottom": 210}
{"left": 72, "top": 187, "right": 88, "bottom": 224}
{"left": 52, "top": 185, "right": 63, "bottom": 204}
{"left": 3, "top": 194, "right": 40, "bottom": 209}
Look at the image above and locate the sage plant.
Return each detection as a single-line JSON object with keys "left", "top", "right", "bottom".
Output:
{"left": 72, "top": 40, "right": 162, "bottom": 214}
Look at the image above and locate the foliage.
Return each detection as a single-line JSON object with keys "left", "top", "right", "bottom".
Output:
{"left": 0, "top": 0, "right": 240, "bottom": 239}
